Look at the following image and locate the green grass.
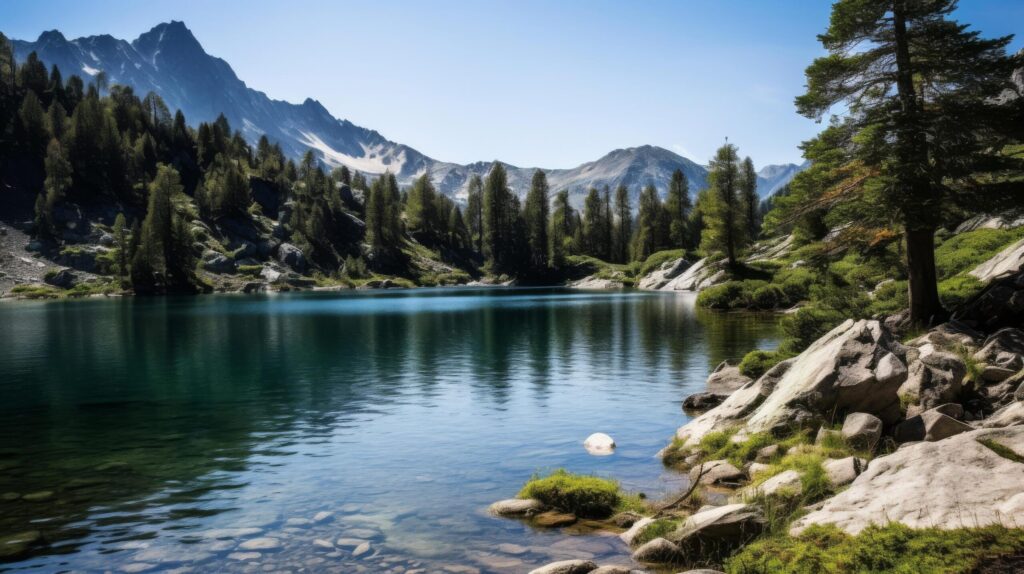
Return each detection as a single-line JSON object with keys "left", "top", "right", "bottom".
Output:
{"left": 978, "top": 438, "right": 1024, "bottom": 463}
{"left": 633, "top": 518, "right": 681, "bottom": 546}
{"left": 237, "top": 264, "right": 263, "bottom": 277}
{"left": 517, "top": 469, "right": 644, "bottom": 518}
{"left": 934, "top": 227, "right": 1024, "bottom": 280}
{"left": 726, "top": 523, "right": 1024, "bottom": 574}
{"left": 9, "top": 284, "right": 62, "bottom": 298}
{"left": 938, "top": 275, "right": 985, "bottom": 309}
{"left": 637, "top": 249, "right": 687, "bottom": 278}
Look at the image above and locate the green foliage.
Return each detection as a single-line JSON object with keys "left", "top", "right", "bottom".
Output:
{"left": 634, "top": 518, "right": 681, "bottom": 546}
{"left": 700, "top": 143, "right": 749, "bottom": 266}
{"left": 637, "top": 249, "right": 686, "bottom": 278}
{"left": 739, "top": 349, "right": 792, "bottom": 379}
{"left": 632, "top": 184, "right": 669, "bottom": 261}
{"left": 938, "top": 275, "right": 984, "bottom": 310}
{"left": 517, "top": 469, "right": 632, "bottom": 518}
{"left": 934, "top": 227, "right": 1024, "bottom": 280}
{"left": 666, "top": 169, "right": 692, "bottom": 250}
{"left": 697, "top": 428, "right": 776, "bottom": 467}
{"left": 523, "top": 170, "right": 550, "bottom": 269}
{"left": 726, "top": 523, "right": 1024, "bottom": 574}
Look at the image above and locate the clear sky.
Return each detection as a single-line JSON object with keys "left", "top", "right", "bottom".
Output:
{"left": 4, "top": 1, "right": 1022, "bottom": 168}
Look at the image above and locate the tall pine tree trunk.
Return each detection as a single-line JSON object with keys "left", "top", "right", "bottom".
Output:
{"left": 893, "top": 0, "right": 945, "bottom": 326}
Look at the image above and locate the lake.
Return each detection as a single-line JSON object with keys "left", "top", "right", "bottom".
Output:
{"left": 0, "top": 288, "right": 779, "bottom": 573}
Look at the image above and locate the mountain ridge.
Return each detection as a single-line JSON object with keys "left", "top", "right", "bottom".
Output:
{"left": 11, "top": 21, "right": 806, "bottom": 205}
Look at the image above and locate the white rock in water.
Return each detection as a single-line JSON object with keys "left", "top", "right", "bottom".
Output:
{"left": 584, "top": 433, "right": 616, "bottom": 455}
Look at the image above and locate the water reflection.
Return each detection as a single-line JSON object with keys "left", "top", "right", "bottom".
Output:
{"left": 0, "top": 288, "right": 778, "bottom": 572}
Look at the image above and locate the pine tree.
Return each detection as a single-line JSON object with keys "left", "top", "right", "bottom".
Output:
{"left": 35, "top": 139, "right": 71, "bottom": 237}
{"left": 701, "top": 143, "right": 746, "bottom": 266}
{"left": 523, "top": 169, "right": 550, "bottom": 269}
{"left": 483, "top": 162, "right": 516, "bottom": 272}
{"left": 405, "top": 173, "right": 438, "bottom": 237}
{"left": 740, "top": 157, "right": 759, "bottom": 240}
{"left": 112, "top": 212, "right": 129, "bottom": 284}
{"left": 549, "top": 190, "right": 573, "bottom": 268}
{"left": 665, "top": 169, "right": 691, "bottom": 249}
{"left": 632, "top": 184, "right": 666, "bottom": 261}
{"left": 796, "top": 0, "right": 1023, "bottom": 325}
{"left": 465, "top": 174, "right": 484, "bottom": 251}
{"left": 448, "top": 205, "right": 470, "bottom": 249}
{"left": 17, "top": 90, "right": 48, "bottom": 157}
{"left": 613, "top": 184, "right": 632, "bottom": 263}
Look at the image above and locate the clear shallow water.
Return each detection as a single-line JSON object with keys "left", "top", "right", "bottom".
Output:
{"left": 0, "top": 288, "right": 779, "bottom": 573}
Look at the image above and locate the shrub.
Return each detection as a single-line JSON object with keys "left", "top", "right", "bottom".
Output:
{"left": 697, "top": 428, "right": 777, "bottom": 467}
{"left": 727, "top": 523, "right": 1024, "bottom": 574}
{"left": 751, "top": 284, "right": 787, "bottom": 309}
{"left": 697, "top": 282, "right": 745, "bottom": 309}
{"left": 867, "top": 279, "right": 908, "bottom": 316}
{"left": 777, "top": 268, "right": 815, "bottom": 304}
{"left": 779, "top": 305, "right": 846, "bottom": 355}
{"left": 517, "top": 470, "right": 630, "bottom": 518}
{"left": 739, "top": 349, "right": 792, "bottom": 379}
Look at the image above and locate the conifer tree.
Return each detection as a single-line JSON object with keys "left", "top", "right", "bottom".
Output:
{"left": 17, "top": 90, "right": 48, "bottom": 157}
{"left": 405, "top": 173, "right": 438, "bottom": 237}
{"left": 465, "top": 174, "right": 484, "bottom": 251}
{"left": 549, "top": 190, "right": 573, "bottom": 268}
{"left": 112, "top": 212, "right": 129, "bottom": 284}
{"left": 665, "top": 169, "right": 691, "bottom": 249}
{"left": 632, "top": 184, "right": 666, "bottom": 261}
{"left": 483, "top": 162, "right": 516, "bottom": 272}
{"left": 131, "top": 164, "right": 195, "bottom": 293}
{"left": 701, "top": 143, "right": 746, "bottom": 266}
{"left": 613, "top": 184, "right": 632, "bottom": 263}
{"left": 740, "top": 157, "right": 759, "bottom": 239}
{"left": 523, "top": 169, "right": 550, "bottom": 269}
{"left": 35, "top": 139, "right": 70, "bottom": 237}
{"left": 796, "top": 0, "right": 1023, "bottom": 325}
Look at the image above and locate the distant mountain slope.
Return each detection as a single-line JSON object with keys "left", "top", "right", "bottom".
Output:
{"left": 11, "top": 21, "right": 805, "bottom": 205}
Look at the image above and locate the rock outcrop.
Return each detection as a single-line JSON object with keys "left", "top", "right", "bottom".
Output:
{"left": 675, "top": 320, "right": 908, "bottom": 446}
{"left": 791, "top": 427, "right": 1024, "bottom": 534}
{"left": 969, "top": 238, "right": 1024, "bottom": 284}
{"left": 660, "top": 258, "right": 726, "bottom": 292}
{"left": 637, "top": 258, "right": 690, "bottom": 290}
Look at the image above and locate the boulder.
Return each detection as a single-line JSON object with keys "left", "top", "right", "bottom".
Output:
{"left": 974, "top": 328, "right": 1024, "bottom": 373}
{"left": 822, "top": 456, "right": 868, "bottom": 487}
{"left": 894, "top": 410, "right": 973, "bottom": 443}
{"left": 44, "top": 268, "right": 77, "bottom": 288}
{"left": 569, "top": 275, "right": 625, "bottom": 290}
{"left": 489, "top": 498, "right": 546, "bottom": 516}
{"left": 815, "top": 428, "right": 843, "bottom": 446}
{"left": 609, "top": 511, "right": 643, "bottom": 528}
{"left": 619, "top": 517, "right": 655, "bottom": 546}
{"left": 660, "top": 257, "right": 725, "bottom": 291}
{"left": 899, "top": 350, "right": 967, "bottom": 410}
{"left": 745, "top": 320, "right": 908, "bottom": 433}
{"left": 754, "top": 444, "right": 781, "bottom": 463}
{"left": 260, "top": 266, "right": 282, "bottom": 283}
{"left": 841, "top": 413, "right": 883, "bottom": 450}
{"left": 982, "top": 401, "right": 1024, "bottom": 428}
{"left": 533, "top": 511, "right": 577, "bottom": 527}
{"left": 791, "top": 427, "right": 1024, "bottom": 534}
{"left": 276, "top": 243, "right": 307, "bottom": 273}
{"left": 638, "top": 258, "right": 690, "bottom": 290}
{"left": 630, "top": 538, "right": 683, "bottom": 564}
{"left": 666, "top": 503, "right": 765, "bottom": 555}
{"left": 738, "top": 469, "right": 802, "bottom": 499}
{"left": 705, "top": 361, "right": 753, "bottom": 394}
{"left": 683, "top": 392, "right": 730, "bottom": 411}
{"left": 583, "top": 433, "right": 616, "bottom": 455}
{"left": 589, "top": 567, "right": 634, "bottom": 574}
{"left": 969, "top": 237, "right": 1024, "bottom": 283}
{"left": 528, "top": 559, "right": 598, "bottom": 574}
{"left": 201, "top": 250, "right": 236, "bottom": 274}
{"left": 907, "top": 321, "right": 983, "bottom": 351}
{"left": 674, "top": 359, "right": 794, "bottom": 447}
{"left": 690, "top": 460, "right": 744, "bottom": 486}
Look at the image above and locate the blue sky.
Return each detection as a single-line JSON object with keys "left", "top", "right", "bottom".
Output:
{"left": 4, "top": 1, "right": 1022, "bottom": 168}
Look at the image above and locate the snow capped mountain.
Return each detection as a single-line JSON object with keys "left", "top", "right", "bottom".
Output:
{"left": 11, "top": 21, "right": 806, "bottom": 205}
{"left": 757, "top": 161, "right": 809, "bottom": 198}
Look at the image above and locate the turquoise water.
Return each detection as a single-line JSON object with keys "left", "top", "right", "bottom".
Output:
{"left": 0, "top": 288, "right": 779, "bottom": 573}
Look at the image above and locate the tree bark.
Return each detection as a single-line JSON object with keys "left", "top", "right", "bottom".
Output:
{"left": 906, "top": 227, "right": 946, "bottom": 326}
{"left": 893, "top": 1, "right": 946, "bottom": 325}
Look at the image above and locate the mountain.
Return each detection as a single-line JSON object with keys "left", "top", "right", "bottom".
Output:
{"left": 757, "top": 161, "right": 809, "bottom": 198}
{"left": 11, "top": 22, "right": 805, "bottom": 206}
